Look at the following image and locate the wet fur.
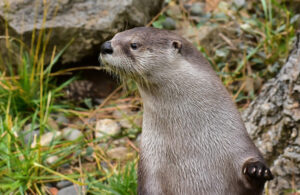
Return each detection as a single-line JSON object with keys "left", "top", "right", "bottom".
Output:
{"left": 100, "top": 27, "right": 270, "bottom": 195}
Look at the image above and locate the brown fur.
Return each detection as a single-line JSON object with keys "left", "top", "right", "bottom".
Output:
{"left": 99, "top": 27, "right": 273, "bottom": 195}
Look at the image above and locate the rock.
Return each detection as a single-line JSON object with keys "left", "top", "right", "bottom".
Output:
{"left": 166, "top": 5, "right": 182, "bottom": 19}
{"left": 56, "top": 180, "right": 73, "bottom": 189}
{"left": 113, "top": 109, "right": 132, "bottom": 128}
{"left": 242, "top": 35, "right": 300, "bottom": 193}
{"left": 0, "top": 0, "right": 164, "bottom": 64}
{"left": 215, "top": 48, "right": 229, "bottom": 59}
{"left": 112, "top": 138, "right": 126, "bottom": 146}
{"left": 46, "top": 155, "right": 59, "bottom": 165}
{"left": 56, "top": 114, "right": 69, "bottom": 125}
{"left": 233, "top": 0, "right": 245, "bottom": 8}
{"left": 24, "top": 123, "right": 39, "bottom": 131}
{"left": 94, "top": 98, "right": 105, "bottom": 105}
{"left": 31, "top": 131, "right": 62, "bottom": 147}
{"left": 98, "top": 143, "right": 108, "bottom": 149}
{"left": 57, "top": 185, "right": 85, "bottom": 195}
{"left": 95, "top": 119, "right": 121, "bottom": 139}
{"left": 23, "top": 130, "right": 40, "bottom": 145}
{"left": 63, "top": 72, "right": 118, "bottom": 101}
{"left": 112, "top": 109, "right": 142, "bottom": 129}
{"left": 162, "top": 17, "right": 176, "bottom": 30}
{"left": 107, "top": 147, "right": 130, "bottom": 160}
{"left": 190, "top": 2, "right": 205, "bottom": 16}
{"left": 47, "top": 117, "right": 59, "bottom": 130}
{"left": 87, "top": 117, "right": 97, "bottom": 125}
{"left": 62, "top": 127, "right": 83, "bottom": 141}
{"left": 60, "top": 163, "right": 71, "bottom": 170}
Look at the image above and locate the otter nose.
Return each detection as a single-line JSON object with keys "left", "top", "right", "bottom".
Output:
{"left": 101, "top": 41, "right": 113, "bottom": 54}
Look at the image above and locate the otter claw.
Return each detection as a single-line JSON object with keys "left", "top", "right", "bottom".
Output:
{"left": 243, "top": 161, "right": 274, "bottom": 181}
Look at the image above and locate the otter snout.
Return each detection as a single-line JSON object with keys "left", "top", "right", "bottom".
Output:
{"left": 100, "top": 41, "right": 113, "bottom": 55}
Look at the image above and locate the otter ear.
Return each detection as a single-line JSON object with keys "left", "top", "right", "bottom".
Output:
{"left": 172, "top": 40, "right": 182, "bottom": 53}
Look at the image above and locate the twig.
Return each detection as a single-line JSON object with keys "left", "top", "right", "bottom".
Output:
{"left": 218, "top": 32, "right": 237, "bottom": 50}
{"left": 146, "top": 4, "right": 170, "bottom": 27}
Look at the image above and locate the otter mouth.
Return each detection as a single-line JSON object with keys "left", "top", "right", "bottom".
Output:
{"left": 99, "top": 40, "right": 150, "bottom": 88}
{"left": 99, "top": 53, "right": 129, "bottom": 78}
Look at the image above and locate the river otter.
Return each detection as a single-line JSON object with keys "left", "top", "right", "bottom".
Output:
{"left": 99, "top": 27, "right": 273, "bottom": 195}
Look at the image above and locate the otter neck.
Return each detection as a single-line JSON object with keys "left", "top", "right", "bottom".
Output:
{"left": 137, "top": 66, "right": 230, "bottom": 136}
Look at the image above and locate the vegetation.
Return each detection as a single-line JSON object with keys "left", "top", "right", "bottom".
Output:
{"left": 0, "top": 0, "right": 298, "bottom": 194}
{"left": 153, "top": 0, "right": 297, "bottom": 107}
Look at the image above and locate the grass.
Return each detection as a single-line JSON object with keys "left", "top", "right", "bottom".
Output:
{"left": 0, "top": 2, "right": 139, "bottom": 194}
{"left": 90, "top": 162, "right": 137, "bottom": 195}
{"left": 0, "top": 110, "right": 138, "bottom": 194}
{"left": 0, "top": 41, "right": 73, "bottom": 118}
{"left": 203, "top": 0, "right": 296, "bottom": 106}
{"left": 153, "top": 0, "right": 297, "bottom": 107}
{"left": 0, "top": 0, "right": 298, "bottom": 194}
{"left": 0, "top": 33, "right": 140, "bottom": 194}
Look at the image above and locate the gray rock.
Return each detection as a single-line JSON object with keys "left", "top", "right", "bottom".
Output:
{"left": 233, "top": 0, "right": 245, "bottom": 8}
{"left": 56, "top": 114, "right": 69, "bottom": 125}
{"left": 94, "top": 98, "right": 105, "bottom": 105}
{"left": 62, "top": 127, "right": 83, "bottom": 141}
{"left": 190, "top": 2, "right": 205, "bottom": 16}
{"left": 107, "top": 147, "right": 129, "bottom": 160}
{"left": 24, "top": 123, "right": 39, "bottom": 131}
{"left": 23, "top": 130, "right": 40, "bottom": 145}
{"left": 31, "top": 131, "right": 62, "bottom": 147}
{"left": 47, "top": 117, "right": 59, "bottom": 131}
{"left": 242, "top": 35, "right": 300, "bottom": 193}
{"left": 56, "top": 180, "right": 73, "bottom": 189}
{"left": 95, "top": 119, "right": 121, "bottom": 139}
{"left": 57, "top": 185, "right": 85, "bottom": 195}
{"left": 46, "top": 155, "right": 59, "bottom": 165}
{"left": 112, "top": 109, "right": 142, "bottom": 129}
{"left": 162, "top": 17, "right": 176, "bottom": 30}
{"left": 0, "top": 0, "right": 164, "bottom": 64}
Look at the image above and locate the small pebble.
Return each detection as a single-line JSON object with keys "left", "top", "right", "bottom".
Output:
{"left": 94, "top": 98, "right": 105, "bottom": 105}
{"left": 190, "top": 2, "right": 205, "bottom": 16}
{"left": 95, "top": 119, "right": 121, "bottom": 139}
{"left": 31, "top": 131, "right": 62, "bottom": 147}
{"left": 233, "top": 0, "right": 246, "bottom": 8}
{"left": 23, "top": 130, "right": 40, "bottom": 145}
{"left": 56, "top": 180, "right": 73, "bottom": 189}
{"left": 48, "top": 117, "right": 59, "bottom": 130}
{"left": 113, "top": 109, "right": 142, "bottom": 129}
{"left": 57, "top": 185, "right": 85, "bottom": 195}
{"left": 62, "top": 127, "right": 83, "bottom": 141}
{"left": 24, "top": 123, "right": 39, "bottom": 131}
{"left": 56, "top": 114, "right": 69, "bottom": 125}
{"left": 107, "top": 147, "right": 129, "bottom": 160}
{"left": 46, "top": 155, "right": 59, "bottom": 164}
{"left": 162, "top": 17, "right": 176, "bottom": 30}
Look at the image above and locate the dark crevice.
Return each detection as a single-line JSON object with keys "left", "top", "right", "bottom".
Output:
{"left": 54, "top": 43, "right": 119, "bottom": 103}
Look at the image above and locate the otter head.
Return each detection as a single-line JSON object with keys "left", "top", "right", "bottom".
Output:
{"left": 99, "top": 27, "right": 187, "bottom": 85}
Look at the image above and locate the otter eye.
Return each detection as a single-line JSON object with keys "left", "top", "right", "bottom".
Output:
{"left": 130, "top": 43, "right": 138, "bottom": 50}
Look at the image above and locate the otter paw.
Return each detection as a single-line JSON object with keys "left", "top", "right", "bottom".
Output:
{"left": 243, "top": 161, "right": 273, "bottom": 181}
